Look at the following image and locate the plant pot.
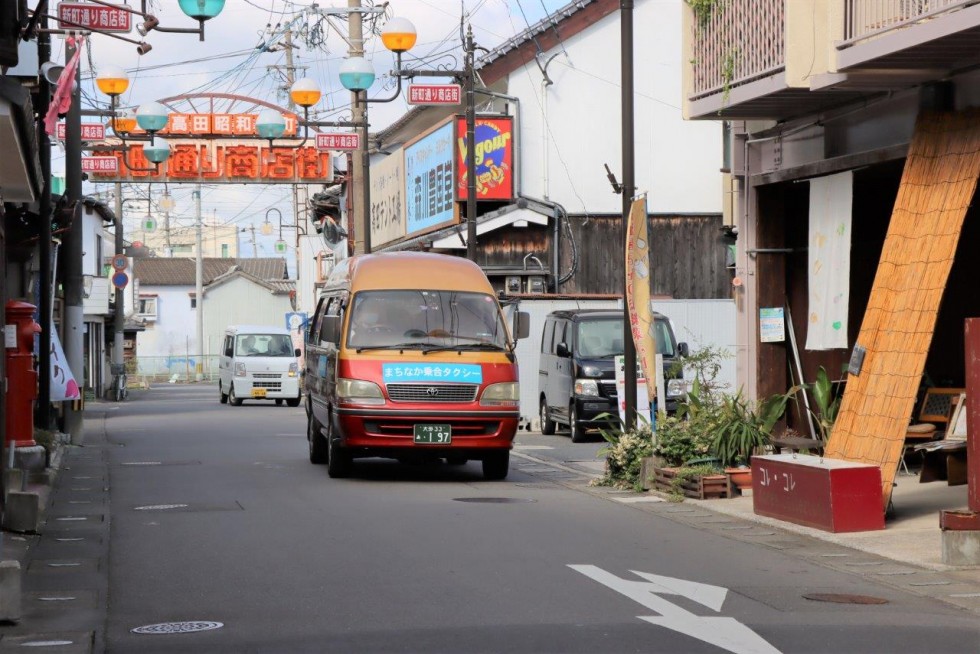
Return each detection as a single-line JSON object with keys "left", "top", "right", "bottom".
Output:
{"left": 652, "top": 466, "right": 732, "bottom": 499}
{"left": 725, "top": 467, "right": 752, "bottom": 492}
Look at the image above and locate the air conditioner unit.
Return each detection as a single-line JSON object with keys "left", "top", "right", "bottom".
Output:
{"left": 527, "top": 275, "right": 547, "bottom": 294}
{"left": 505, "top": 276, "right": 522, "bottom": 294}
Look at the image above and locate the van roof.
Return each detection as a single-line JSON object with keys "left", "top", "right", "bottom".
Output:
{"left": 546, "top": 309, "right": 668, "bottom": 321}
{"left": 328, "top": 252, "right": 494, "bottom": 294}
{"left": 225, "top": 325, "right": 291, "bottom": 335}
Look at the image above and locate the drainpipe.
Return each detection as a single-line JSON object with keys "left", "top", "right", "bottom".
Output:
{"left": 536, "top": 52, "right": 560, "bottom": 200}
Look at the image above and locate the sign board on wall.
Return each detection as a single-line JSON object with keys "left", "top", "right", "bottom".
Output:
{"left": 759, "top": 307, "right": 786, "bottom": 343}
{"left": 456, "top": 116, "right": 514, "bottom": 201}
{"left": 369, "top": 149, "right": 406, "bottom": 248}
{"left": 128, "top": 112, "right": 299, "bottom": 137}
{"left": 89, "top": 141, "right": 331, "bottom": 184}
{"left": 404, "top": 119, "right": 456, "bottom": 237}
{"left": 58, "top": 2, "right": 132, "bottom": 32}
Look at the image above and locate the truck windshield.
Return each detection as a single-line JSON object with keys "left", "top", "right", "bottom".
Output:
{"left": 347, "top": 290, "right": 508, "bottom": 350}
{"left": 235, "top": 334, "right": 294, "bottom": 357}
{"left": 577, "top": 318, "right": 676, "bottom": 358}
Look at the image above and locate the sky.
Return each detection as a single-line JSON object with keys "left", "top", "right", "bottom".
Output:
{"left": 50, "top": 0, "right": 574, "bottom": 271}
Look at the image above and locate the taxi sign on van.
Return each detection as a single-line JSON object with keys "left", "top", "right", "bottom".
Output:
{"left": 382, "top": 363, "right": 482, "bottom": 383}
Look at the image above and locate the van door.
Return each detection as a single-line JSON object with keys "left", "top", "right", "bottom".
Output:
{"left": 218, "top": 333, "right": 233, "bottom": 388}
{"left": 538, "top": 317, "right": 555, "bottom": 410}
{"left": 554, "top": 319, "right": 573, "bottom": 423}
{"left": 308, "top": 295, "right": 342, "bottom": 427}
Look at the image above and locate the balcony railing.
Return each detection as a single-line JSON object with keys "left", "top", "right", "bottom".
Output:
{"left": 842, "top": 0, "right": 973, "bottom": 44}
{"left": 689, "top": 0, "right": 785, "bottom": 99}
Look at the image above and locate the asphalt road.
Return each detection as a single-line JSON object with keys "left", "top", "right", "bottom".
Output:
{"left": 94, "top": 384, "right": 979, "bottom": 653}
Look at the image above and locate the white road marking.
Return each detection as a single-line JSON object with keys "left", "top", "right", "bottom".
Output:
{"left": 613, "top": 496, "right": 666, "bottom": 503}
{"left": 570, "top": 565, "right": 781, "bottom": 654}
{"left": 513, "top": 445, "right": 554, "bottom": 450}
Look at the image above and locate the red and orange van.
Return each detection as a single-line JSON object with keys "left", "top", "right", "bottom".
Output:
{"left": 304, "top": 252, "right": 529, "bottom": 479}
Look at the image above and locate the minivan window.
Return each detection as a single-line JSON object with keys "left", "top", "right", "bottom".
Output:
{"left": 576, "top": 318, "right": 675, "bottom": 357}
{"left": 541, "top": 319, "right": 554, "bottom": 354}
{"left": 235, "top": 333, "right": 294, "bottom": 357}
{"left": 347, "top": 290, "right": 507, "bottom": 349}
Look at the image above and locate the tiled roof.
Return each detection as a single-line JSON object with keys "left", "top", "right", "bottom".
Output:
{"left": 134, "top": 258, "right": 288, "bottom": 286}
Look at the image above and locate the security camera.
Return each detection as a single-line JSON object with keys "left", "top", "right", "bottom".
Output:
{"left": 136, "top": 42, "right": 153, "bottom": 55}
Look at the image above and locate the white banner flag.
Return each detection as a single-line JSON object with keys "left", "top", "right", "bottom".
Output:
{"left": 50, "top": 329, "right": 81, "bottom": 401}
{"left": 806, "top": 171, "right": 853, "bottom": 350}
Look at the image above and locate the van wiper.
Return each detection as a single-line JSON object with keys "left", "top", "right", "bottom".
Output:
{"left": 420, "top": 343, "right": 507, "bottom": 354}
{"left": 354, "top": 342, "right": 429, "bottom": 353}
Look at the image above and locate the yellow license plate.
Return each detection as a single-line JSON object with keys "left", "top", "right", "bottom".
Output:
{"left": 251, "top": 388, "right": 267, "bottom": 398}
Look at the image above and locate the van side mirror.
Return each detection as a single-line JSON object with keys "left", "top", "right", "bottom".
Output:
{"left": 556, "top": 342, "right": 571, "bottom": 358}
{"left": 320, "top": 315, "right": 340, "bottom": 345}
{"left": 294, "top": 348, "right": 302, "bottom": 357}
{"left": 678, "top": 342, "right": 689, "bottom": 357}
{"left": 513, "top": 311, "right": 530, "bottom": 340}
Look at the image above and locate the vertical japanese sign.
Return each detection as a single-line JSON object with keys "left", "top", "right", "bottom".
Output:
{"left": 456, "top": 116, "right": 514, "bottom": 201}
{"left": 625, "top": 196, "right": 657, "bottom": 411}
{"left": 369, "top": 149, "right": 407, "bottom": 248}
{"left": 404, "top": 120, "right": 456, "bottom": 237}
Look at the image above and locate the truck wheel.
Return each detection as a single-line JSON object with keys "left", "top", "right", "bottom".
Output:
{"left": 286, "top": 396, "right": 301, "bottom": 408}
{"left": 569, "top": 403, "right": 586, "bottom": 443}
{"left": 229, "top": 385, "right": 243, "bottom": 406}
{"left": 308, "top": 414, "right": 327, "bottom": 464}
{"left": 219, "top": 383, "right": 228, "bottom": 404}
{"left": 540, "top": 399, "right": 556, "bottom": 435}
{"left": 482, "top": 451, "right": 509, "bottom": 480}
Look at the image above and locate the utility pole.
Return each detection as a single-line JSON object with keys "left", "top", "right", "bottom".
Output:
{"left": 348, "top": 0, "right": 368, "bottom": 254}
{"left": 621, "top": 1, "right": 638, "bottom": 430}
{"left": 464, "top": 25, "right": 477, "bottom": 262}
{"left": 194, "top": 186, "right": 203, "bottom": 381}
{"left": 36, "top": 14, "right": 52, "bottom": 429}
{"left": 64, "top": 35, "right": 84, "bottom": 443}
{"left": 282, "top": 27, "right": 304, "bottom": 295}
{"left": 112, "top": 182, "right": 125, "bottom": 394}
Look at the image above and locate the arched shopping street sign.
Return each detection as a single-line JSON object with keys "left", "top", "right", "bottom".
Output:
{"left": 87, "top": 93, "right": 334, "bottom": 185}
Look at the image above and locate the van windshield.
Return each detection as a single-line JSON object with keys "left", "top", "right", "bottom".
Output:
{"left": 577, "top": 318, "right": 676, "bottom": 358}
{"left": 348, "top": 290, "right": 508, "bottom": 349}
{"left": 235, "top": 334, "right": 294, "bottom": 357}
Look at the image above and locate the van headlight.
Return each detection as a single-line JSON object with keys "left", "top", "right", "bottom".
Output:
{"left": 337, "top": 378, "right": 385, "bottom": 405}
{"left": 481, "top": 382, "right": 519, "bottom": 407}
{"left": 235, "top": 362, "right": 246, "bottom": 377}
{"left": 574, "top": 379, "right": 599, "bottom": 397}
{"left": 288, "top": 362, "right": 298, "bottom": 377}
{"left": 667, "top": 379, "right": 687, "bottom": 398}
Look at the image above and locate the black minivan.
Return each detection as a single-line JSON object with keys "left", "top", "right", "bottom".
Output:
{"left": 537, "top": 309, "right": 688, "bottom": 442}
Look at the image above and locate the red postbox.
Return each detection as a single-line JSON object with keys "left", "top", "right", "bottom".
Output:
{"left": 5, "top": 301, "right": 41, "bottom": 448}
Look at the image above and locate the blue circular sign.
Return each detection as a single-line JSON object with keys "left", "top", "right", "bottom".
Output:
{"left": 112, "top": 271, "right": 129, "bottom": 289}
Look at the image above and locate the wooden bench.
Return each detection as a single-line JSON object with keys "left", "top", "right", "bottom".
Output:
{"left": 915, "top": 391, "right": 968, "bottom": 485}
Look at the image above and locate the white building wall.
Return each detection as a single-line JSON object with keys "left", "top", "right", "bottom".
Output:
{"left": 502, "top": 0, "right": 722, "bottom": 214}
{"left": 202, "top": 277, "right": 294, "bottom": 356}
{"left": 134, "top": 285, "right": 197, "bottom": 361}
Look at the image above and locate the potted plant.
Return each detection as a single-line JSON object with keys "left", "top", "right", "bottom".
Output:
{"left": 711, "top": 387, "right": 799, "bottom": 492}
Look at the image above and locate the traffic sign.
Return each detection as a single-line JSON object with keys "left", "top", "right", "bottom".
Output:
{"left": 286, "top": 312, "right": 308, "bottom": 331}
{"left": 316, "top": 133, "right": 360, "bottom": 151}
{"left": 112, "top": 271, "right": 129, "bottom": 290}
{"left": 58, "top": 2, "right": 132, "bottom": 32}
{"left": 407, "top": 84, "right": 462, "bottom": 105}
{"left": 111, "top": 254, "right": 128, "bottom": 271}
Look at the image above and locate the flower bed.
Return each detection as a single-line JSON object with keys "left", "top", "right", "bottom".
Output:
{"left": 652, "top": 466, "right": 732, "bottom": 500}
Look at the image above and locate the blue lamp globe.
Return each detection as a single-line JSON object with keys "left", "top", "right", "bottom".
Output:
{"left": 339, "top": 57, "right": 376, "bottom": 92}
{"left": 256, "top": 109, "right": 286, "bottom": 140}
{"left": 136, "top": 102, "right": 169, "bottom": 133}
{"left": 178, "top": 0, "right": 226, "bottom": 20}
{"left": 143, "top": 136, "right": 171, "bottom": 164}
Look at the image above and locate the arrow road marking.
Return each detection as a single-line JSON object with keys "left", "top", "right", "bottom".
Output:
{"left": 569, "top": 565, "right": 781, "bottom": 654}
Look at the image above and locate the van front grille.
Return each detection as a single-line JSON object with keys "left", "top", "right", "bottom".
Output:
{"left": 253, "top": 373, "right": 281, "bottom": 379}
{"left": 600, "top": 380, "right": 617, "bottom": 399}
{"left": 253, "top": 381, "right": 282, "bottom": 391}
{"left": 386, "top": 383, "right": 478, "bottom": 403}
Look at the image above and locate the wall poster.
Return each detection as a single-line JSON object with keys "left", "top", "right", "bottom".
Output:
{"left": 455, "top": 115, "right": 514, "bottom": 201}
{"left": 404, "top": 119, "right": 456, "bottom": 237}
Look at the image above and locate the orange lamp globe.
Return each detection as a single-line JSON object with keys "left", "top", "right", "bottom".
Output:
{"left": 111, "top": 111, "right": 137, "bottom": 135}
{"left": 96, "top": 65, "right": 130, "bottom": 97}
{"left": 381, "top": 17, "right": 417, "bottom": 53}
{"left": 290, "top": 78, "right": 322, "bottom": 108}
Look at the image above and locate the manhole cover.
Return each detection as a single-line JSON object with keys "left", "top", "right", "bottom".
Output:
{"left": 134, "top": 504, "right": 189, "bottom": 511}
{"left": 452, "top": 497, "right": 536, "bottom": 504}
{"left": 803, "top": 593, "right": 889, "bottom": 605}
{"left": 131, "top": 621, "right": 224, "bottom": 634}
